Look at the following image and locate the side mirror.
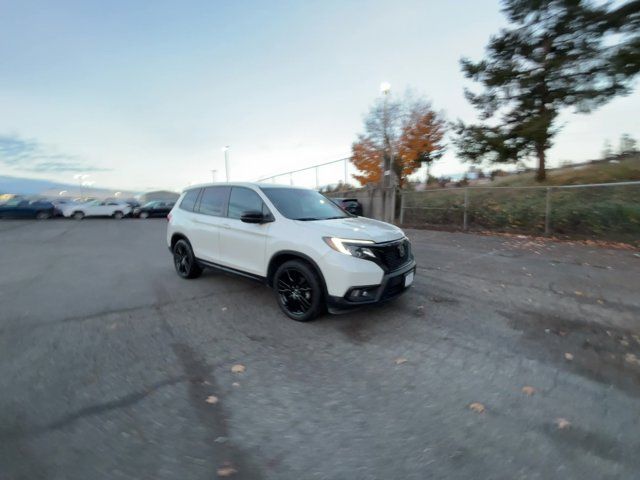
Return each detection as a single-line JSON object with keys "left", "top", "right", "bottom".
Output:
{"left": 240, "top": 210, "right": 266, "bottom": 223}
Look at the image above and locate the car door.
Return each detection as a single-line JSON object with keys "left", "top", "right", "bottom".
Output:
{"left": 189, "top": 186, "right": 230, "bottom": 263}
{"left": 0, "top": 199, "right": 21, "bottom": 218}
{"left": 153, "top": 202, "right": 167, "bottom": 217}
{"left": 217, "top": 187, "right": 272, "bottom": 276}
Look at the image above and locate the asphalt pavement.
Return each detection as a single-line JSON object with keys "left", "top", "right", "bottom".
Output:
{"left": 1, "top": 219, "right": 639, "bottom": 480}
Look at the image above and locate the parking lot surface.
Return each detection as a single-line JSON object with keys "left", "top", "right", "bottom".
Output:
{"left": 1, "top": 219, "right": 639, "bottom": 480}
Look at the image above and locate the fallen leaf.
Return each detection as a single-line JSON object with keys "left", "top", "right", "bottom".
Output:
{"left": 231, "top": 364, "right": 246, "bottom": 374}
{"left": 394, "top": 357, "right": 408, "bottom": 365}
{"left": 521, "top": 386, "right": 536, "bottom": 396}
{"left": 217, "top": 464, "right": 237, "bottom": 477}
{"left": 221, "top": 307, "right": 228, "bottom": 312}
{"left": 597, "top": 299, "right": 604, "bottom": 305}
{"left": 625, "top": 353, "right": 640, "bottom": 366}
{"left": 620, "top": 339, "right": 630, "bottom": 347}
{"left": 555, "top": 418, "right": 571, "bottom": 429}
{"left": 232, "top": 382, "right": 240, "bottom": 387}
{"left": 558, "top": 330, "right": 568, "bottom": 337}
{"left": 574, "top": 291, "right": 583, "bottom": 296}
{"left": 205, "top": 395, "right": 218, "bottom": 404}
{"left": 564, "top": 353, "right": 574, "bottom": 361}
{"left": 469, "top": 402, "right": 485, "bottom": 413}
{"left": 632, "top": 334, "right": 640, "bottom": 345}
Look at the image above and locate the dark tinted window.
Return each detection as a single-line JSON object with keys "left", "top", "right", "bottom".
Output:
{"left": 260, "top": 187, "right": 348, "bottom": 220}
{"left": 179, "top": 189, "right": 200, "bottom": 212}
{"left": 228, "top": 187, "right": 264, "bottom": 219}
{"left": 198, "top": 186, "right": 229, "bottom": 216}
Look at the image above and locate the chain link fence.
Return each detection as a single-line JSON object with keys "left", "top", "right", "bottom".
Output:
{"left": 257, "top": 157, "right": 358, "bottom": 191}
{"left": 400, "top": 181, "right": 640, "bottom": 241}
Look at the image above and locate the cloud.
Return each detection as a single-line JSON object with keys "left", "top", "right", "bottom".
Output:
{"left": 0, "top": 134, "right": 109, "bottom": 173}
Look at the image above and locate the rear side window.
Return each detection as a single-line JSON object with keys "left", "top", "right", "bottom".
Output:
{"left": 179, "top": 189, "right": 200, "bottom": 212}
{"left": 228, "top": 187, "right": 264, "bottom": 219}
{"left": 198, "top": 186, "right": 230, "bottom": 216}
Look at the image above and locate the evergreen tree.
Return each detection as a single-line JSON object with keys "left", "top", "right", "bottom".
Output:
{"left": 455, "top": 0, "right": 640, "bottom": 181}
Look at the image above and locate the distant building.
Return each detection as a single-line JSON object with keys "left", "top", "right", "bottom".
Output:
{"left": 138, "top": 190, "right": 180, "bottom": 204}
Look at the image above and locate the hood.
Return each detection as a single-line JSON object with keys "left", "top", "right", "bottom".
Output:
{"left": 295, "top": 216, "right": 404, "bottom": 243}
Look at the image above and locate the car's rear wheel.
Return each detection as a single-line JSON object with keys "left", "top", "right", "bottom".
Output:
{"left": 139, "top": 211, "right": 149, "bottom": 219}
{"left": 72, "top": 211, "right": 85, "bottom": 220}
{"left": 173, "top": 239, "right": 202, "bottom": 279}
{"left": 35, "top": 211, "right": 51, "bottom": 220}
{"left": 274, "top": 260, "right": 323, "bottom": 321}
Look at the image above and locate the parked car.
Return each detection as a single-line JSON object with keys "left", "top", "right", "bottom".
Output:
{"left": 51, "top": 198, "right": 78, "bottom": 217}
{"left": 330, "top": 197, "right": 363, "bottom": 216}
{"left": 60, "top": 200, "right": 132, "bottom": 219}
{"left": 167, "top": 183, "right": 415, "bottom": 321}
{"left": 0, "top": 198, "right": 56, "bottom": 219}
{"left": 133, "top": 201, "right": 175, "bottom": 219}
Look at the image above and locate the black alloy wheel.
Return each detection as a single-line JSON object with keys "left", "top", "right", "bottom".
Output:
{"left": 172, "top": 239, "right": 202, "bottom": 279}
{"left": 274, "top": 260, "right": 323, "bottom": 321}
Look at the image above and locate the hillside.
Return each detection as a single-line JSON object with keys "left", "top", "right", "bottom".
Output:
{"left": 490, "top": 155, "right": 640, "bottom": 187}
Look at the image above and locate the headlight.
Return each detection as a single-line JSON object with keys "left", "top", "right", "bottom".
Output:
{"left": 323, "top": 237, "right": 377, "bottom": 259}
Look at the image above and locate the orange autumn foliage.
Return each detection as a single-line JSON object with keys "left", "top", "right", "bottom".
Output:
{"left": 351, "top": 135, "right": 383, "bottom": 185}
{"left": 351, "top": 99, "right": 446, "bottom": 187}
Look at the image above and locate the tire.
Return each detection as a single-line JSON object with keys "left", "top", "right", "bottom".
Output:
{"left": 72, "top": 211, "right": 85, "bottom": 220}
{"left": 139, "top": 211, "right": 149, "bottom": 219}
{"left": 172, "top": 239, "right": 202, "bottom": 279}
{"left": 35, "top": 211, "right": 51, "bottom": 220}
{"left": 113, "top": 211, "right": 124, "bottom": 219}
{"left": 274, "top": 259, "right": 324, "bottom": 321}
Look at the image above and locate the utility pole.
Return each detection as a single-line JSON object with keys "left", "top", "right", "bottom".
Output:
{"left": 222, "top": 146, "right": 230, "bottom": 182}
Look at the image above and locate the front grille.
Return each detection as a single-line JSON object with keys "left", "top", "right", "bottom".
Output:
{"left": 370, "top": 239, "right": 411, "bottom": 271}
{"left": 380, "top": 274, "right": 405, "bottom": 300}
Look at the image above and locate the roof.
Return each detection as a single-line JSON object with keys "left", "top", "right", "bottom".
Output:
{"left": 183, "top": 182, "right": 311, "bottom": 191}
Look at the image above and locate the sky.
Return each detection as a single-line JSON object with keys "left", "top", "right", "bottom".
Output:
{"left": 1, "top": 0, "right": 638, "bottom": 192}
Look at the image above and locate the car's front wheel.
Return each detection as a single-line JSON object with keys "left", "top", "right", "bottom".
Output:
{"left": 35, "top": 210, "right": 51, "bottom": 220}
{"left": 274, "top": 260, "right": 324, "bottom": 321}
{"left": 139, "top": 211, "right": 149, "bottom": 219}
{"left": 172, "top": 239, "right": 202, "bottom": 279}
{"left": 72, "top": 211, "right": 85, "bottom": 220}
{"left": 113, "top": 211, "right": 124, "bottom": 219}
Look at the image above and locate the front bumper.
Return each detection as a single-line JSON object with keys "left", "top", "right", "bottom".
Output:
{"left": 326, "top": 259, "right": 416, "bottom": 311}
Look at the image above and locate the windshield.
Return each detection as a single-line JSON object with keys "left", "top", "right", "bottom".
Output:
{"left": 260, "top": 187, "right": 350, "bottom": 221}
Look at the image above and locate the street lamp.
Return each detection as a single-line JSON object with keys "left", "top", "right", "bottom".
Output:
{"left": 73, "top": 174, "right": 90, "bottom": 199}
{"left": 222, "top": 146, "right": 230, "bottom": 182}
{"left": 379, "top": 82, "right": 393, "bottom": 189}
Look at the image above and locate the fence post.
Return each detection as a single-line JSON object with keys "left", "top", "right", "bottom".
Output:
{"left": 545, "top": 187, "right": 552, "bottom": 235}
{"left": 399, "top": 190, "right": 405, "bottom": 225}
{"left": 463, "top": 187, "right": 469, "bottom": 231}
{"left": 343, "top": 159, "right": 347, "bottom": 189}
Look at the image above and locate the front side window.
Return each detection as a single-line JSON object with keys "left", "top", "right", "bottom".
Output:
{"left": 260, "top": 187, "right": 349, "bottom": 221}
{"left": 228, "top": 187, "right": 265, "bottom": 219}
{"left": 198, "top": 186, "right": 230, "bottom": 217}
{"left": 179, "top": 189, "right": 200, "bottom": 212}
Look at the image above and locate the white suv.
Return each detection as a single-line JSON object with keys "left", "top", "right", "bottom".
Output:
{"left": 167, "top": 183, "right": 416, "bottom": 321}
{"left": 61, "top": 200, "right": 132, "bottom": 220}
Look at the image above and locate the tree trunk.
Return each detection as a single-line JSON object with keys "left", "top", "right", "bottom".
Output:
{"left": 535, "top": 144, "right": 546, "bottom": 182}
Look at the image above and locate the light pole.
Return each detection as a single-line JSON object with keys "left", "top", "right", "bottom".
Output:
{"left": 211, "top": 169, "right": 218, "bottom": 182}
{"left": 379, "top": 82, "right": 392, "bottom": 189}
{"left": 73, "top": 174, "right": 90, "bottom": 200}
{"left": 222, "top": 146, "right": 230, "bottom": 182}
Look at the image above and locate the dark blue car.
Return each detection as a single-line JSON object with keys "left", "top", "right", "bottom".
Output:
{"left": 0, "top": 198, "right": 56, "bottom": 219}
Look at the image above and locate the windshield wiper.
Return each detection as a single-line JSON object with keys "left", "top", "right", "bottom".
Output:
{"left": 295, "top": 217, "right": 321, "bottom": 221}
